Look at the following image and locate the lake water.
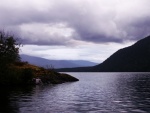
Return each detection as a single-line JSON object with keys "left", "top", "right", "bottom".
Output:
{"left": 1, "top": 72, "right": 150, "bottom": 113}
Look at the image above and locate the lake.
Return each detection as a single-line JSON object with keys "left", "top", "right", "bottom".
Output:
{"left": 0, "top": 72, "right": 150, "bottom": 113}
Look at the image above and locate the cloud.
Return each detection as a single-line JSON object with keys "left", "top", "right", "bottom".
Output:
{"left": 18, "top": 23, "right": 78, "bottom": 45}
{"left": 20, "top": 41, "right": 134, "bottom": 62}
{"left": 0, "top": 0, "right": 150, "bottom": 45}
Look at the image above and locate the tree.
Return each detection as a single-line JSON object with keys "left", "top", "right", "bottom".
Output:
{"left": 0, "top": 31, "right": 21, "bottom": 68}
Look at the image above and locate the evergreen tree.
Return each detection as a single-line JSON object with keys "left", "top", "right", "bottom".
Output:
{"left": 0, "top": 31, "right": 21, "bottom": 72}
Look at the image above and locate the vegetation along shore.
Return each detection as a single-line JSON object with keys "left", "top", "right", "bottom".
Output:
{"left": 0, "top": 30, "right": 78, "bottom": 86}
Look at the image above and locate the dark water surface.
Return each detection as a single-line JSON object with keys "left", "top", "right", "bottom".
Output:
{"left": 1, "top": 73, "right": 150, "bottom": 113}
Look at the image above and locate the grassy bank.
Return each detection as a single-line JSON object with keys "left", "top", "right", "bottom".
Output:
{"left": 0, "top": 62, "right": 79, "bottom": 86}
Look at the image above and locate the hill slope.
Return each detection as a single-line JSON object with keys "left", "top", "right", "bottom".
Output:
{"left": 57, "top": 35, "right": 150, "bottom": 72}
{"left": 93, "top": 35, "right": 150, "bottom": 72}
{"left": 20, "top": 54, "right": 97, "bottom": 69}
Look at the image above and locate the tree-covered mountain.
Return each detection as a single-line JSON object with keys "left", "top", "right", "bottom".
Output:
{"left": 20, "top": 54, "right": 97, "bottom": 69}
{"left": 57, "top": 35, "right": 150, "bottom": 72}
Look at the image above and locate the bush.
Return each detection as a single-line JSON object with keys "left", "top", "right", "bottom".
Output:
{"left": 20, "top": 68, "right": 34, "bottom": 85}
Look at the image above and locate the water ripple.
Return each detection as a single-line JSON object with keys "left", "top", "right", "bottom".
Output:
{"left": 1, "top": 72, "right": 150, "bottom": 113}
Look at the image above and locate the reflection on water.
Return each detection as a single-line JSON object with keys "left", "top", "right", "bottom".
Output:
{"left": 0, "top": 73, "right": 150, "bottom": 113}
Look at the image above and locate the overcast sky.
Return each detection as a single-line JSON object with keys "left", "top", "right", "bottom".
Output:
{"left": 0, "top": 0, "right": 150, "bottom": 63}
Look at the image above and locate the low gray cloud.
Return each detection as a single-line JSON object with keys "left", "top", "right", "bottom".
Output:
{"left": 0, "top": 0, "right": 150, "bottom": 45}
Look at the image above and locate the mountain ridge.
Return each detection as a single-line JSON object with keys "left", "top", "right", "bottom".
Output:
{"left": 20, "top": 54, "right": 97, "bottom": 69}
{"left": 57, "top": 35, "right": 150, "bottom": 72}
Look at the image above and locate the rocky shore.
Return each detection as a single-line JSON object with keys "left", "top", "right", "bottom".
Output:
{"left": 0, "top": 62, "right": 79, "bottom": 86}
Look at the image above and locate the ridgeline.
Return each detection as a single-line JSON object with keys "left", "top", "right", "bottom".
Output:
{"left": 57, "top": 35, "right": 150, "bottom": 72}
